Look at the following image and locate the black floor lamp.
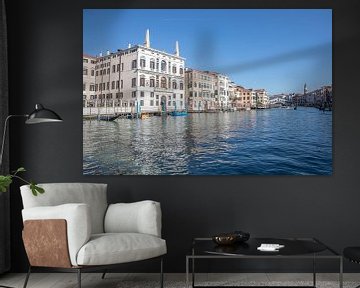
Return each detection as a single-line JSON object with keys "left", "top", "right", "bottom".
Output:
{"left": 0, "top": 103, "right": 63, "bottom": 167}
{"left": 0, "top": 103, "right": 62, "bottom": 288}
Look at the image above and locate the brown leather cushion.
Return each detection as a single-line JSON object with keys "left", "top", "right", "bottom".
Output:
{"left": 23, "top": 219, "right": 72, "bottom": 268}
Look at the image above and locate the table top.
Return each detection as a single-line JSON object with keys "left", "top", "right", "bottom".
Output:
{"left": 190, "top": 237, "right": 340, "bottom": 258}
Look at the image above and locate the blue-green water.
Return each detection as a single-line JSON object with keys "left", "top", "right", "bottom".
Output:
{"left": 83, "top": 107, "right": 332, "bottom": 175}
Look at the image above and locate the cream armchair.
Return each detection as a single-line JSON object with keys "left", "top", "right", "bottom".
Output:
{"left": 20, "top": 183, "right": 166, "bottom": 288}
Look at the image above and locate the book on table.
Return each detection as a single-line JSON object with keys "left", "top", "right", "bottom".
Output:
{"left": 257, "top": 243, "right": 285, "bottom": 251}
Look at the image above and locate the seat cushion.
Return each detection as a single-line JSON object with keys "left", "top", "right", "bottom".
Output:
{"left": 344, "top": 247, "right": 360, "bottom": 263}
{"left": 76, "top": 233, "right": 167, "bottom": 266}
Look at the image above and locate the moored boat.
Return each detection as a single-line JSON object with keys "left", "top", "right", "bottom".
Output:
{"left": 171, "top": 101, "right": 188, "bottom": 116}
{"left": 97, "top": 114, "right": 120, "bottom": 121}
{"left": 170, "top": 110, "right": 188, "bottom": 116}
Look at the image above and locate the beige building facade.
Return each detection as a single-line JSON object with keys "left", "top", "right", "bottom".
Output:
{"left": 231, "top": 86, "right": 252, "bottom": 109}
{"left": 82, "top": 54, "right": 96, "bottom": 107}
{"left": 185, "top": 69, "right": 217, "bottom": 112}
{"left": 185, "top": 69, "right": 232, "bottom": 112}
{"left": 230, "top": 86, "right": 269, "bottom": 109}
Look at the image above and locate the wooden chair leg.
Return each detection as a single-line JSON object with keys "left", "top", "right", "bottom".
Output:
{"left": 22, "top": 266, "right": 31, "bottom": 288}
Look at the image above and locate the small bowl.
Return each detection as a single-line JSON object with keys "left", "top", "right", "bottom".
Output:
{"left": 233, "top": 231, "right": 250, "bottom": 242}
{"left": 212, "top": 234, "right": 237, "bottom": 245}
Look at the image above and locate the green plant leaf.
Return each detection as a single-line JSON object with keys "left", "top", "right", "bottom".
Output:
{"left": 0, "top": 175, "right": 13, "bottom": 192}
{"left": 11, "top": 167, "right": 26, "bottom": 175}
{"left": 30, "top": 181, "right": 44, "bottom": 196}
{"left": 30, "top": 182, "right": 38, "bottom": 196}
{"left": 15, "top": 167, "right": 26, "bottom": 173}
{"left": 35, "top": 185, "right": 45, "bottom": 194}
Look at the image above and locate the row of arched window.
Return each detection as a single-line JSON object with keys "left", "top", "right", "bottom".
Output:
{"left": 139, "top": 75, "right": 184, "bottom": 90}
{"left": 139, "top": 56, "right": 184, "bottom": 75}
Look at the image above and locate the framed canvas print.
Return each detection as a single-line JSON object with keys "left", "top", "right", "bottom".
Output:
{"left": 83, "top": 9, "right": 332, "bottom": 175}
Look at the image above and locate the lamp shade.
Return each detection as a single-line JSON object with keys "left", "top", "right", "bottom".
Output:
{"left": 25, "top": 104, "right": 63, "bottom": 124}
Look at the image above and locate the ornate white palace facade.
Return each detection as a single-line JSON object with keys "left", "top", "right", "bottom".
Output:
{"left": 83, "top": 30, "right": 186, "bottom": 115}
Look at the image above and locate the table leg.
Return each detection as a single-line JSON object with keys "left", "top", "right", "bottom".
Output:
{"left": 186, "top": 257, "right": 189, "bottom": 288}
{"left": 192, "top": 257, "right": 195, "bottom": 288}
{"left": 313, "top": 254, "right": 316, "bottom": 287}
{"left": 339, "top": 257, "right": 343, "bottom": 288}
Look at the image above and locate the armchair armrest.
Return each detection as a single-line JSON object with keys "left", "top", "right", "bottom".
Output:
{"left": 22, "top": 203, "right": 91, "bottom": 266}
{"left": 104, "top": 200, "right": 162, "bottom": 237}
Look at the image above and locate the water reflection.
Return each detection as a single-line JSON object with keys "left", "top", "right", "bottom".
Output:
{"left": 83, "top": 107, "right": 332, "bottom": 175}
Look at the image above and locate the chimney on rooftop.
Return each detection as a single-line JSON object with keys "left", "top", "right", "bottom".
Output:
{"left": 175, "top": 40, "right": 180, "bottom": 57}
{"left": 144, "top": 29, "right": 150, "bottom": 48}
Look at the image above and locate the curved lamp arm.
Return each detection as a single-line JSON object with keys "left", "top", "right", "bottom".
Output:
{"left": 0, "top": 104, "right": 63, "bottom": 169}
{"left": 0, "top": 114, "right": 28, "bottom": 169}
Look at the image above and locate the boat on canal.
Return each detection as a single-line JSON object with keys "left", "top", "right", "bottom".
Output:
{"left": 170, "top": 110, "right": 188, "bottom": 116}
{"left": 170, "top": 101, "right": 188, "bottom": 116}
{"left": 97, "top": 114, "right": 120, "bottom": 121}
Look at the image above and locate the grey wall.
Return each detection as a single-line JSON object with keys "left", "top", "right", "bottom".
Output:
{"left": 0, "top": 0, "right": 10, "bottom": 274}
{"left": 5, "top": 0, "right": 360, "bottom": 273}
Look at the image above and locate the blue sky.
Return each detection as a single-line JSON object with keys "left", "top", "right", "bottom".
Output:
{"left": 83, "top": 9, "right": 332, "bottom": 95}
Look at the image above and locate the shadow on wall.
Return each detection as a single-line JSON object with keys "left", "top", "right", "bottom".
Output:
{"left": 192, "top": 34, "right": 331, "bottom": 74}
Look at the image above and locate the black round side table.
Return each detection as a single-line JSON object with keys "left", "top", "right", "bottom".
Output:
{"left": 343, "top": 247, "right": 360, "bottom": 288}
{"left": 344, "top": 247, "right": 360, "bottom": 264}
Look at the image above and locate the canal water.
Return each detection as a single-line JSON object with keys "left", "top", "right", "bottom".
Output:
{"left": 83, "top": 107, "right": 332, "bottom": 175}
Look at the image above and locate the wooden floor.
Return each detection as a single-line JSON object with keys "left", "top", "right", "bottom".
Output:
{"left": 0, "top": 273, "right": 359, "bottom": 288}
